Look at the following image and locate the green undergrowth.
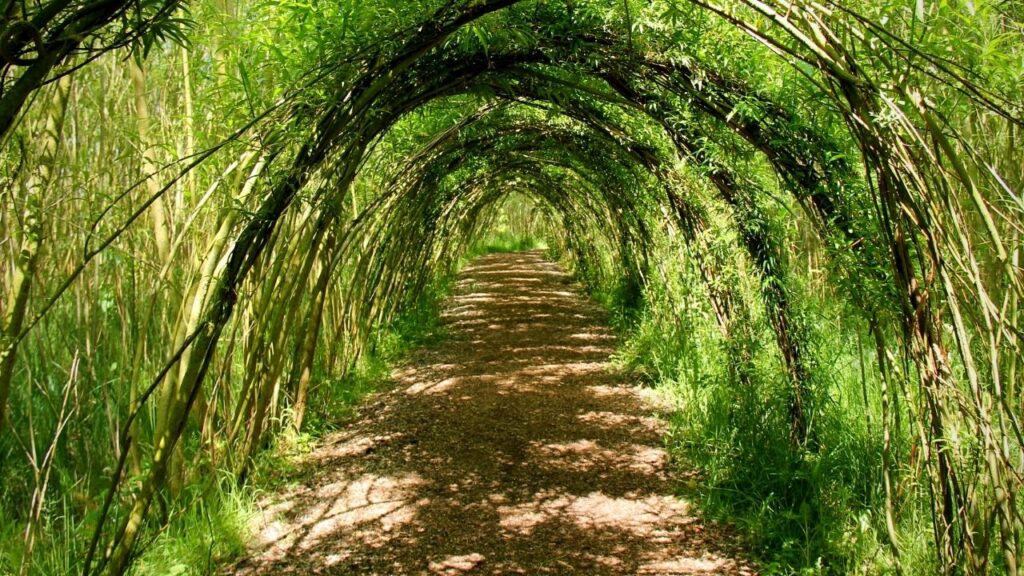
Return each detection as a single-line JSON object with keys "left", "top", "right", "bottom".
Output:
{"left": 303, "top": 275, "right": 453, "bottom": 436}
{"left": 127, "top": 275, "right": 457, "bottom": 576}
{"left": 583, "top": 261, "right": 934, "bottom": 575}
{"left": 0, "top": 472, "right": 257, "bottom": 576}
{"left": 468, "top": 231, "right": 547, "bottom": 256}
{"left": 592, "top": 279, "right": 646, "bottom": 335}
{"left": 128, "top": 485, "right": 253, "bottom": 576}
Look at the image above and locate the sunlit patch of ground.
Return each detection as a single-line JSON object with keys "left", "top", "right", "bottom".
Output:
{"left": 230, "top": 250, "right": 755, "bottom": 575}
{"left": 528, "top": 439, "right": 667, "bottom": 475}
{"left": 577, "top": 410, "right": 664, "bottom": 433}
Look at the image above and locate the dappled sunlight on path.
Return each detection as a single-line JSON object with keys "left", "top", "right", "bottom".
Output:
{"left": 231, "top": 250, "right": 755, "bottom": 575}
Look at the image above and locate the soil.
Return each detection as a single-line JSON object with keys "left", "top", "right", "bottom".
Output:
{"left": 230, "top": 250, "right": 756, "bottom": 575}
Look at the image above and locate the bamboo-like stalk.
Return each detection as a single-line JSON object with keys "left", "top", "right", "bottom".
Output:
{"left": 0, "top": 76, "right": 71, "bottom": 435}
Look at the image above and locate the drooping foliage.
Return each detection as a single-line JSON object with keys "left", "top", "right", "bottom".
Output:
{"left": 0, "top": 1, "right": 1021, "bottom": 574}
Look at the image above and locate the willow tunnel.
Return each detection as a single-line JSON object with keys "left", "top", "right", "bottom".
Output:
{"left": 1, "top": 1, "right": 1022, "bottom": 575}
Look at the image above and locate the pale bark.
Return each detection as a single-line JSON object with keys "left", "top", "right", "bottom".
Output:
{"left": 0, "top": 76, "right": 71, "bottom": 435}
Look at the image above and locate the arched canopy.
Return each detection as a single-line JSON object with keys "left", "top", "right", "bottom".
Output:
{"left": 4, "top": 2, "right": 1019, "bottom": 574}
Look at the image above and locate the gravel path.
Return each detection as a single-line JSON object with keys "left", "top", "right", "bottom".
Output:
{"left": 231, "top": 250, "right": 755, "bottom": 575}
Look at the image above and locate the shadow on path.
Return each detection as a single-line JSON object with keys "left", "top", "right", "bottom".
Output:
{"left": 231, "top": 250, "right": 756, "bottom": 575}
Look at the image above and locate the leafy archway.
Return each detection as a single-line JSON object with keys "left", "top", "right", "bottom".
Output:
{"left": 1, "top": 1, "right": 1021, "bottom": 574}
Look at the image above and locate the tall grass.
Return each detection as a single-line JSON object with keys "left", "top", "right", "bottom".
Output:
{"left": 469, "top": 232, "right": 547, "bottom": 255}
{"left": 0, "top": 267, "right": 456, "bottom": 576}
{"left": 601, "top": 240, "right": 935, "bottom": 575}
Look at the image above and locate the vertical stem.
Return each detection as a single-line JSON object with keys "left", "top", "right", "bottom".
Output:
{"left": 130, "top": 56, "right": 173, "bottom": 263}
{"left": 180, "top": 46, "right": 196, "bottom": 211}
{"left": 0, "top": 76, "right": 72, "bottom": 435}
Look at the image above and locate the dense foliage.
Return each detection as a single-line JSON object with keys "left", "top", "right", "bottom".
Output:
{"left": 1, "top": 1, "right": 1021, "bottom": 574}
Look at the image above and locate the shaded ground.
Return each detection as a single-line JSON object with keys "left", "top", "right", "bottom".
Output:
{"left": 231, "top": 250, "right": 755, "bottom": 575}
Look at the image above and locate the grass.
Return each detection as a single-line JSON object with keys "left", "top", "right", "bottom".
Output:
{"left": 130, "top": 270, "right": 459, "bottom": 576}
{"left": 468, "top": 232, "right": 547, "bottom": 255}
{"left": 130, "top": 487, "right": 253, "bottom": 576}
{"left": 588, "top": 259, "right": 935, "bottom": 575}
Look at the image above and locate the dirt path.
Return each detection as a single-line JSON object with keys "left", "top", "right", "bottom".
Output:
{"left": 232, "top": 251, "right": 755, "bottom": 575}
